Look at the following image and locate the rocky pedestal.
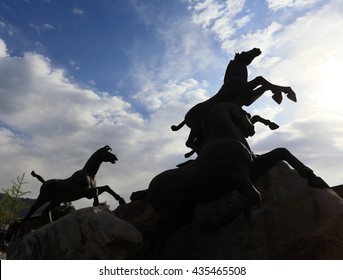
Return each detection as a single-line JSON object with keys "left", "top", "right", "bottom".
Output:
{"left": 7, "top": 206, "right": 143, "bottom": 260}
{"left": 116, "top": 164, "right": 343, "bottom": 259}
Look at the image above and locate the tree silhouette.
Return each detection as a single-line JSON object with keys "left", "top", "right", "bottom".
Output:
{"left": 0, "top": 173, "right": 31, "bottom": 224}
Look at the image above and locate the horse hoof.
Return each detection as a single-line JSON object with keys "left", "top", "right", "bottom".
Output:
{"left": 272, "top": 93, "right": 283, "bottom": 104}
{"left": 269, "top": 122, "right": 279, "bottom": 130}
{"left": 286, "top": 90, "right": 297, "bottom": 102}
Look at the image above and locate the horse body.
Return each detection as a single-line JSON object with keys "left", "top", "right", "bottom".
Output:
{"left": 37, "top": 171, "right": 95, "bottom": 202}
{"left": 149, "top": 139, "right": 253, "bottom": 213}
{"left": 22, "top": 145, "right": 125, "bottom": 224}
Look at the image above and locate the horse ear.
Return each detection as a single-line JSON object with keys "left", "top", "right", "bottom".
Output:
{"left": 105, "top": 145, "right": 112, "bottom": 151}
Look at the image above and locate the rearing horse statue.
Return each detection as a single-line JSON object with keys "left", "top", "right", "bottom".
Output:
{"left": 22, "top": 145, "right": 125, "bottom": 223}
{"left": 171, "top": 48, "right": 296, "bottom": 157}
{"left": 223, "top": 47, "right": 296, "bottom": 105}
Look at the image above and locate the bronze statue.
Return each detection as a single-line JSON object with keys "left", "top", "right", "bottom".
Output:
{"left": 21, "top": 145, "right": 125, "bottom": 224}
{"left": 171, "top": 48, "right": 295, "bottom": 156}
{"left": 148, "top": 103, "right": 260, "bottom": 256}
{"left": 145, "top": 101, "right": 329, "bottom": 256}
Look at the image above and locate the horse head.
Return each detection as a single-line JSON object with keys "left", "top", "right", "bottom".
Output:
{"left": 100, "top": 145, "right": 118, "bottom": 164}
{"left": 237, "top": 48, "right": 261, "bottom": 66}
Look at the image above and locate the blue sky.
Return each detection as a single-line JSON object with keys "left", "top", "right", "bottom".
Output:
{"left": 0, "top": 0, "right": 342, "bottom": 210}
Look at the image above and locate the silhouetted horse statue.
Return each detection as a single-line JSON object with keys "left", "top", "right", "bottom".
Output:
{"left": 171, "top": 48, "right": 295, "bottom": 156}
{"left": 223, "top": 47, "right": 296, "bottom": 104}
{"left": 148, "top": 103, "right": 259, "bottom": 257}
{"left": 21, "top": 145, "right": 125, "bottom": 224}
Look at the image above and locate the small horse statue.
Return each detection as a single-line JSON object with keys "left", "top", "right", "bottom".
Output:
{"left": 171, "top": 48, "right": 294, "bottom": 156}
{"left": 21, "top": 145, "right": 125, "bottom": 224}
{"left": 148, "top": 103, "right": 260, "bottom": 257}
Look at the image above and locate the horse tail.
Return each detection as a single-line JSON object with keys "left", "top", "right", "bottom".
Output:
{"left": 31, "top": 170, "right": 45, "bottom": 183}
{"left": 171, "top": 120, "right": 185, "bottom": 131}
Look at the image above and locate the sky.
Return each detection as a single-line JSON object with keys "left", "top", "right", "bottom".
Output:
{"left": 0, "top": 0, "right": 342, "bottom": 211}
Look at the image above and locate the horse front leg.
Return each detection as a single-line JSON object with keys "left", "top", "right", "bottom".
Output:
{"left": 250, "top": 115, "right": 279, "bottom": 130}
{"left": 44, "top": 200, "right": 62, "bottom": 222}
{"left": 247, "top": 76, "right": 297, "bottom": 104}
{"left": 251, "top": 148, "right": 329, "bottom": 188}
{"left": 93, "top": 188, "right": 99, "bottom": 206}
{"left": 96, "top": 185, "right": 126, "bottom": 205}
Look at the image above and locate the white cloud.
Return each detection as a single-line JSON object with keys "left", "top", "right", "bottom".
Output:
{"left": 29, "top": 23, "right": 54, "bottom": 34}
{"left": 133, "top": 78, "right": 209, "bottom": 112}
{"left": 0, "top": 39, "right": 7, "bottom": 58}
{"left": 267, "top": 0, "right": 317, "bottom": 11}
{"left": 127, "top": 3, "right": 223, "bottom": 91}
{"left": 187, "top": 0, "right": 249, "bottom": 48}
{"left": 73, "top": 7, "right": 84, "bottom": 16}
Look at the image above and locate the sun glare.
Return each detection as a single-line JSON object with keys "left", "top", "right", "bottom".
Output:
{"left": 317, "top": 60, "right": 342, "bottom": 111}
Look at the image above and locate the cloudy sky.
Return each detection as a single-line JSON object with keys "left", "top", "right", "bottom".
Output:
{"left": 0, "top": 0, "right": 342, "bottom": 210}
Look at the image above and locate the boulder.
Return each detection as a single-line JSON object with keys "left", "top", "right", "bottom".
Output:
{"left": 7, "top": 206, "right": 143, "bottom": 260}
{"left": 114, "top": 194, "right": 157, "bottom": 239}
{"left": 117, "top": 164, "right": 343, "bottom": 259}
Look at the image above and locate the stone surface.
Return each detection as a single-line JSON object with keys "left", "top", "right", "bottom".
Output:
{"left": 333, "top": 185, "right": 343, "bottom": 198}
{"left": 117, "top": 164, "right": 343, "bottom": 259}
{"left": 7, "top": 206, "right": 143, "bottom": 260}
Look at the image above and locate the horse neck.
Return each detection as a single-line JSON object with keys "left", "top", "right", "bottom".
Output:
{"left": 206, "top": 105, "right": 251, "bottom": 151}
{"left": 82, "top": 152, "right": 102, "bottom": 178}
{"left": 223, "top": 59, "right": 248, "bottom": 83}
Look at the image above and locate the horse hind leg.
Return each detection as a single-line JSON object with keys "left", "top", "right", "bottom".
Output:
{"left": 21, "top": 195, "right": 48, "bottom": 224}
{"left": 252, "top": 148, "right": 329, "bottom": 188}
{"left": 274, "top": 148, "right": 330, "bottom": 188}
{"left": 203, "top": 173, "right": 261, "bottom": 232}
